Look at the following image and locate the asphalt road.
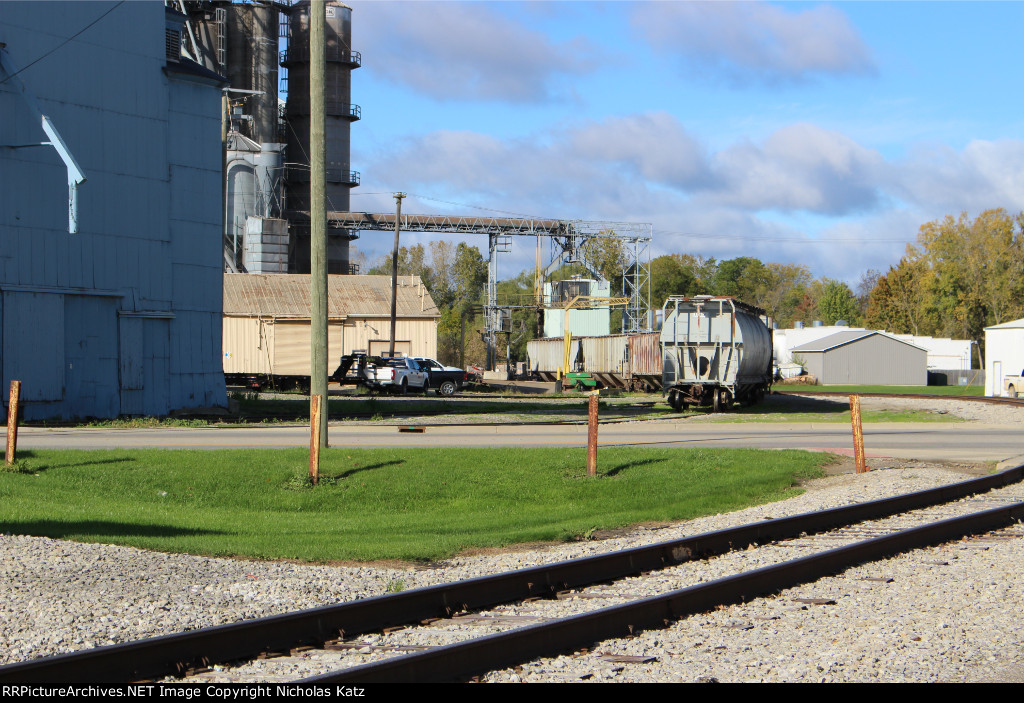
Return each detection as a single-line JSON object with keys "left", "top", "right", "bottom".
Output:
{"left": 10, "top": 420, "right": 1024, "bottom": 463}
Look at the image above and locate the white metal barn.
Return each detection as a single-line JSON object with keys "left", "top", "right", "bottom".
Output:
{"left": 789, "top": 331, "right": 927, "bottom": 386}
{"left": 984, "top": 318, "right": 1024, "bottom": 396}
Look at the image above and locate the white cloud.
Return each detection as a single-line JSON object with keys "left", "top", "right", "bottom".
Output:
{"left": 630, "top": 1, "right": 876, "bottom": 85}
{"left": 357, "top": 114, "right": 1024, "bottom": 282}
{"left": 889, "top": 139, "right": 1024, "bottom": 213}
{"left": 567, "top": 112, "right": 710, "bottom": 187}
{"left": 706, "top": 123, "right": 885, "bottom": 214}
{"left": 355, "top": 1, "right": 599, "bottom": 102}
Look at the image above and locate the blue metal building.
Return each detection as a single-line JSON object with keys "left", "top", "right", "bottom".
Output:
{"left": 1, "top": 2, "right": 227, "bottom": 419}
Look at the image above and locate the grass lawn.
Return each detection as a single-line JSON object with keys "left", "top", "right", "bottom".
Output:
{"left": 1, "top": 447, "right": 830, "bottom": 563}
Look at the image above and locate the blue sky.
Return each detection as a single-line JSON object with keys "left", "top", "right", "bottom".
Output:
{"left": 336, "top": 1, "right": 1024, "bottom": 285}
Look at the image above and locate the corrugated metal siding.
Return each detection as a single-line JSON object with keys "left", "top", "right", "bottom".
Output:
{"left": 816, "top": 335, "right": 927, "bottom": 385}
{"left": 628, "top": 333, "right": 661, "bottom": 375}
{"left": 223, "top": 274, "right": 440, "bottom": 318}
{"left": 527, "top": 337, "right": 565, "bottom": 375}
{"left": 223, "top": 317, "right": 275, "bottom": 375}
{"left": 528, "top": 333, "right": 663, "bottom": 388}
{"left": 63, "top": 295, "right": 119, "bottom": 418}
{"left": 223, "top": 316, "right": 437, "bottom": 377}
{"left": 580, "top": 335, "right": 629, "bottom": 374}
{"left": 0, "top": 3, "right": 227, "bottom": 418}
{"left": 542, "top": 308, "right": 612, "bottom": 338}
{"left": 2, "top": 292, "right": 65, "bottom": 401}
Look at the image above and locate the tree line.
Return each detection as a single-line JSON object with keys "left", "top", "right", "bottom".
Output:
{"left": 365, "top": 209, "right": 1024, "bottom": 367}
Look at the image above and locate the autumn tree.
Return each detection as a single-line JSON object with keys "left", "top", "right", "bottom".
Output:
{"left": 580, "top": 236, "right": 628, "bottom": 293}
{"left": 753, "top": 263, "right": 812, "bottom": 327}
{"left": 915, "top": 209, "right": 1024, "bottom": 344}
{"left": 856, "top": 269, "right": 881, "bottom": 318}
{"left": 864, "top": 258, "right": 930, "bottom": 335}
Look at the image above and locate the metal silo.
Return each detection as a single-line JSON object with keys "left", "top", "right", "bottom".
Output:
{"left": 193, "top": 1, "right": 288, "bottom": 273}
{"left": 282, "top": 0, "right": 361, "bottom": 274}
{"left": 224, "top": 2, "right": 280, "bottom": 144}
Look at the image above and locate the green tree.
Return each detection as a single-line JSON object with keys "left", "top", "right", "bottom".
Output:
{"left": 435, "top": 242, "right": 487, "bottom": 365}
{"left": 495, "top": 269, "right": 538, "bottom": 362}
{"left": 451, "top": 242, "right": 487, "bottom": 308}
{"left": 711, "top": 256, "right": 770, "bottom": 302}
{"left": 650, "top": 255, "right": 697, "bottom": 308}
{"left": 816, "top": 279, "right": 860, "bottom": 325}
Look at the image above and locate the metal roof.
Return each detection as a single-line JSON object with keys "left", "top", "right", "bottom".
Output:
{"left": 985, "top": 317, "right": 1024, "bottom": 331}
{"left": 223, "top": 274, "right": 439, "bottom": 319}
{"left": 790, "top": 330, "right": 926, "bottom": 353}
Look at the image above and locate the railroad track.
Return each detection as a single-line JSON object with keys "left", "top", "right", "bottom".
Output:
{"left": 3, "top": 466, "right": 1023, "bottom": 683}
{"left": 771, "top": 389, "right": 1024, "bottom": 407}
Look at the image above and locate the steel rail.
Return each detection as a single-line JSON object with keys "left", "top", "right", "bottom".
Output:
{"left": 2, "top": 466, "right": 1021, "bottom": 683}
{"left": 311, "top": 499, "right": 1024, "bottom": 683}
{"left": 773, "top": 389, "right": 1024, "bottom": 407}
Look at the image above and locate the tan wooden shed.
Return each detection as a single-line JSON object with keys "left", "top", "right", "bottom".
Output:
{"left": 223, "top": 274, "right": 439, "bottom": 377}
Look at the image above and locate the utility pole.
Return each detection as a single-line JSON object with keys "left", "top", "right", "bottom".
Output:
{"left": 389, "top": 192, "right": 405, "bottom": 357}
{"left": 310, "top": 0, "right": 328, "bottom": 452}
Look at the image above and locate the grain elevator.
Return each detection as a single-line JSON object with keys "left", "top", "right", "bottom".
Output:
{"left": 179, "top": 0, "right": 359, "bottom": 275}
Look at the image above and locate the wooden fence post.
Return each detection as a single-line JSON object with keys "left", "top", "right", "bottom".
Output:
{"left": 850, "top": 394, "right": 867, "bottom": 474}
{"left": 587, "top": 391, "right": 599, "bottom": 477}
{"left": 6, "top": 380, "right": 21, "bottom": 466}
{"left": 309, "top": 394, "right": 322, "bottom": 485}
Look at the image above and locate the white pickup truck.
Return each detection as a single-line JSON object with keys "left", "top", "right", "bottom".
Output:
{"left": 1003, "top": 371, "right": 1024, "bottom": 398}
{"left": 334, "top": 354, "right": 429, "bottom": 394}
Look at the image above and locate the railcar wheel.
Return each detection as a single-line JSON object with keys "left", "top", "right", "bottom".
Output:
{"left": 713, "top": 389, "right": 732, "bottom": 413}
{"left": 668, "top": 389, "right": 686, "bottom": 412}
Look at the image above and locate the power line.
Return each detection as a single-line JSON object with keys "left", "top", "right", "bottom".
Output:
{"left": 0, "top": 1, "right": 126, "bottom": 85}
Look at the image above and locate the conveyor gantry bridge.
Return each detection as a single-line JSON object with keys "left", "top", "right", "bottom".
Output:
{"left": 319, "top": 211, "right": 653, "bottom": 369}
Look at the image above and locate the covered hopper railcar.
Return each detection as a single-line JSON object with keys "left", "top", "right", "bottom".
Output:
{"left": 661, "top": 296, "right": 773, "bottom": 411}
{"left": 526, "top": 296, "right": 773, "bottom": 411}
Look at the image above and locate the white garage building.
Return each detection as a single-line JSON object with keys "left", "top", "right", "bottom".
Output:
{"left": 984, "top": 318, "right": 1024, "bottom": 397}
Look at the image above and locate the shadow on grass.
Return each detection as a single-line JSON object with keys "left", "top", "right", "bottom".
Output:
{"left": 1, "top": 519, "right": 224, "bottom": 539}
{"left": 730, "top": 395, "right": 850, "bottom": 416}
{"left": 327, "top": 460, "right": 405, "bottom": 480}
{"left": 10, "top": 451, "right": 136, "bottom": 473}
{"left": 601, "top": 456, "right": 670, "bottom": 477}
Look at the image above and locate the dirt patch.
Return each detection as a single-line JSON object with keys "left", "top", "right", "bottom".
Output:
{"left": 814, "top": 454, "right": 993, "bottom": 478}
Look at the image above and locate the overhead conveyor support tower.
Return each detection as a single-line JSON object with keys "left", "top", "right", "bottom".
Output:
{"left": 317, "top": 210, "right": 653, "bottom": 367}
